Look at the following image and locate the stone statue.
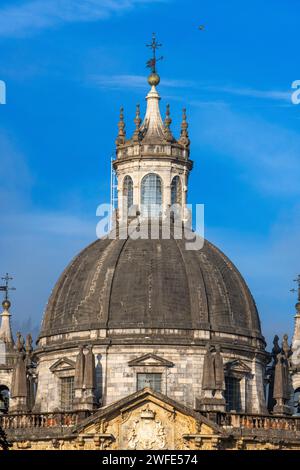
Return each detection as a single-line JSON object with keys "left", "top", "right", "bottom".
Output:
{"left": 84, "top": 345, "right": 95, "bottom": 391}
{"left": 282, "top": 334, "right": 291, "bottom": 360}
{"left": 273, "top": 350, "right": 291, "bottom": 415}
{"left": 16, "top": 332, "right": 25, "bottom": 353}
{"left": 272, "top": 335, "right": 281, "bottom": 357}
{"left": 25, "top": 334, "right": 33, "bottom": 355}
{"left": 202, "top": 344, "right": 216, "bottom": 393}
{"left": 74, "top": 345, "right": 85, "bottom": 390}
{"left": 213, "top": 345, "right": 225, "bottom": 394}
{"left": 10, "top": 341, "right": 28, "bottom": 412}
{"left": 199, "top": 344, "right": 226, "bottom": 412}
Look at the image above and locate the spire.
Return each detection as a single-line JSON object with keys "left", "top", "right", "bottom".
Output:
{"left": 115, "top": 107, "right": 126, "bottom": 146}
{"left": 178, "top": 108, "right": 190, "bottom": 148}
{"left": 138, "top": 33, "right": 165, "bottom": 142}
{"left": 139, "top": 85, "right": 164, "bottom": 142}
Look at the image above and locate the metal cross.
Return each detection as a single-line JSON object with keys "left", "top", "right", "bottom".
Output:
{"left": 146, "top": 33, "right": 163, "bottom": 73}
{"left": 291, "top": 274, "right": 300, "bottom": 302}
{"left": 0, "top": 273, "right": 16, "bottom": 301}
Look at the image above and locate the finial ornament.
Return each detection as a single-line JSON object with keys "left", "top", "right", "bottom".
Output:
{"left": 146, "top": 33, "right": 163, "bottom": 87}
{"left": 116, "top": 106, "right": 126, "bottom": 146}
{"left": 178, "top": 108, "right": 190, "bottom": 148}
{"left": 0, "top": 273, "right": 16, "bottom": 310}
{"left": 164, "top": 104, "right": 171, "bottom": 126}
{"left": 133, "top": 104, "right": 141, "bottom": 142}
{"left": 164, "top": 104, "right": 173, "bottom": 142}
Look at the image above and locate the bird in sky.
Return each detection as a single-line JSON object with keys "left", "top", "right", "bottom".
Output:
{"left": 198, "top": 25, "right": 205, "bottom": 31}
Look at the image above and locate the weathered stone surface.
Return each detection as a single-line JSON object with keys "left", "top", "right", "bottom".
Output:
{"left": 39, "top": 234, "right": 263, "bottom": 343}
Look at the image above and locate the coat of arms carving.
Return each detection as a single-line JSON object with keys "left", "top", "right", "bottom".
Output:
{"left": 127, "top": 406, "right": 166, "bottom": 450}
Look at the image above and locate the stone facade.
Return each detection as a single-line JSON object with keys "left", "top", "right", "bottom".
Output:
{"left": 3, "top": 389, "right": 300, "bottom": 451}
{"left": 32, "top": 333, "right": 267, "bottom": 415}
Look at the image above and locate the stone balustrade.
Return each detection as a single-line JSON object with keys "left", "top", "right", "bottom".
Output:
{"left": 0, "top": 411, "right": 89, "bottom": 430}
{"left": 204, "top": 412, "right": 300, "bottom": 432}
{"left": 2, "top": 410, "right": 300, "bottom": 434}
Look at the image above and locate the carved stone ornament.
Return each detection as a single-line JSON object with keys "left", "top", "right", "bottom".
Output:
{"left": 127, "top": 406, "right": 166, "bottom": 450}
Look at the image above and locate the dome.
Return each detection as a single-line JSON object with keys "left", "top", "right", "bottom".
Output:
{"left": 39, "top": 230, "right": 263, "bottom": 343}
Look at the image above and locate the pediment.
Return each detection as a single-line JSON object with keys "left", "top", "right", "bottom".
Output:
{"left": 74, "top": 388, "right": 225, "bottom": 446}
{"left": 128, "top": 353, "right": 174, "bottom": 368}
{"left": 225, "top": 359, "right": 251, "bottom": 374}
{"left": 50, "top": 357, "right": 75, "bottom": 373}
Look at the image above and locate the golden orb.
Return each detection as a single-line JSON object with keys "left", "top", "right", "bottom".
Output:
{"left": 148, "top": 72, "right": 160, "bottom": 87}
{"left": 2, "top": 299, "right": 11, "bottom": 310}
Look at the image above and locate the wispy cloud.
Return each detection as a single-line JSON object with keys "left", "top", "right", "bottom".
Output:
{"left": 192, "top": 104, "right": 300, "bottom": 196}
{"left": 0, "top": 0, "right": 166, "bottom": 37}
{"left": 90, "top": 78, "right": 292, "bottom": 104}
{"left": 89, "top": 74, "right": 193, "bottom": 90}
{"left": 203, "top": 85, "right": 292, "bottom": 103}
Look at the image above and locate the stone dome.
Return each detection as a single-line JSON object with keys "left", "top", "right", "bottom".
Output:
{"left": 39, "top": 230, "right": 263, "bottom": 344}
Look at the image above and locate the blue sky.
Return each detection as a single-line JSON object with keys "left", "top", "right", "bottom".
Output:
{"left": 0, "top": 0, "right": 299, "bottom": 346}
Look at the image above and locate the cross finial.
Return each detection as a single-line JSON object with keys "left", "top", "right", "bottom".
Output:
{"left": 291, "top": 274, "right": 300, "bottom": 302}
{"left": 146, "top": 33, "right": 163, "bottom": 74}
{"left": 0, "top": 273, "right": 16, "bottom": 302}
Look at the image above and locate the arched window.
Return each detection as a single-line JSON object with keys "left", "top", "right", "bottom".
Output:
{"left": 123, "top": 175, "right": 133, "bottom": 210}
{"left": 171, "top": 175, "right": 182, "bottom": 205}
{"left": 141, "top": 173, "right": 162, "bottom": 217}
{"left": 225, "top": 377, "right": 242, "bottom": 412}
{"left": 0, "top": 385, "right": 9, "bottom": 414}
